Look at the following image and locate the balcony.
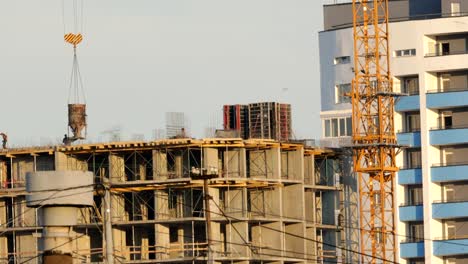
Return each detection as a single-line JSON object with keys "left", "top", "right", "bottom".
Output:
{"left": 430, "top": 126, "right": 468, "bottom": 145}
{"left": 433, "top": 238, "right": 468, "bottom": 256}
{"left": 398, "top": 167, "right": 422, "bottom": 185}
{"left": 397, "top": 131, "right": 421, "bottom": 148}
{"left": 427, "top": 89, "right": 468, "bottom": 109}
{"left": 425, "top": 50, "right": 468, "bottom": 57}
{"left": 432, "top": 200, "right": 468, "bottom": 219}
{"left": 395, "top": 95, "right": 420, "bottom": 112}
{"left": 432, "top": 162, "right": 468, "bottom": 183}
{"left": 399, "top": 204, "right": 423, "bottom": 222}
{"left": 400, "top": 241, "right": 425, "bottom": 259}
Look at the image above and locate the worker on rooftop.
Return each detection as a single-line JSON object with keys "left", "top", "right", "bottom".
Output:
{"left": 0, "top": 133, "right": 7, "bottom": 149}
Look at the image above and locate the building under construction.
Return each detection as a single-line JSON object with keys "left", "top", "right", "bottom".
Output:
{"left": 223, "top": 102, "right": 292, "bottom": 141}
{"left": 0, "top": 138, "right": 345, "bottom": 263}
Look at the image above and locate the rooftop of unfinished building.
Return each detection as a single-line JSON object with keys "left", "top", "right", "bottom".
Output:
{"left": 0, "top": 137, "right": 334, "bottom": 156}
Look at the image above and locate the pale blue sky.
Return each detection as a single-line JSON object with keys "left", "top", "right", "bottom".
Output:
{"left": 0, "top": 0, "right": 335, "bottom": 146}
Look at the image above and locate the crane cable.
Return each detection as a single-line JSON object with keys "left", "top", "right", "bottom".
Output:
{"left": 62, "top": 0, "right": 86, "bottom": 105}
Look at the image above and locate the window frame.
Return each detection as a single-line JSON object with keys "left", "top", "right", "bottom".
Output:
{"left": 323, "top": 117, "right": 353, "bottom": 138}
{"left": 333, "top": 56, "right": 351, "bottom": 65}
{"left": 394, "top": 48, "right": 416, "bottom": 57}
{"left": 335, "top": 83, "right": 351, "bottom": 104}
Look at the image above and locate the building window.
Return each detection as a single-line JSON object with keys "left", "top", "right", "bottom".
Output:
{"left": 451, "top": 2, "right": 461, "bottom": 16}
{"left": 439, "top": 111, "right": 453, "bottom": 129}
{"left": 406, "top": 149, "right": 422, "bottom": 169}
{"left": 331, "top": 119, "right": 338, "bottom": 137}
{"left": 334, "top": 56, "right": 350, "bottom": 65}
{"left": 407, "top": 185, "right": 423, "bottom": 205}
{"left": 395, "top": 49, "right": 416, "bottom": 57}
{"left": 325, "top": 120, "right": 331, "bottom": 137}
{"left": 335, "top": 84, "right": 351, "bottom": 104}
{"left": 409, "top": 259, "right": 425, "bottom": 264}
{"left": 408, "top": 222, "right": 424, "bottom": 242}
{"left": 402, "top": 76, "right": 419, "bottom": 95}
{"left": 405, "top": 112, "right": 421, "bottom": 132}
{"left": 323, "top": 117, "right": 352, "bottom": 138}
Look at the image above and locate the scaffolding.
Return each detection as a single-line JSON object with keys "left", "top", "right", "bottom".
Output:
{"left": 0, "top": 138, "right": 345, "bottom": 263}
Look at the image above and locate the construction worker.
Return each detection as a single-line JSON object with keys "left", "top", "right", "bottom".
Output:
{"left": 0, "top": 133, "right": 7, "bottom": 149}
{"left": 63, "top": 134, "right": 72, "bottom": 146}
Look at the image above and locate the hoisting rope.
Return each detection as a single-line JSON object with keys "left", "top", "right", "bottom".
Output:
{"left": 62, "top": 0, "right": 86, "bottom": 104}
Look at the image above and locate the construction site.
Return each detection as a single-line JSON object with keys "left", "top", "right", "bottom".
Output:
{"left": 1, "top": 0, "right": 436, "bottom": 262}
{"left": 0, "top": 138, "right": 346, "bottom": 263}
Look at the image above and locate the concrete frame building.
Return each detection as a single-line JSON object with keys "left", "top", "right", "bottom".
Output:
{"left": 0, "top": 138, "right": 345, "bottom": 263}
{"left": 320, "top": 0, "right": 468, "bottom": 263}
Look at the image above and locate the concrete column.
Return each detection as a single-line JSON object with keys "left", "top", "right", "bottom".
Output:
{"left": 266, "top": 147, "right": 280, "bottom": 179}
{"left": 155, "top": 224, "right": 169, "bottom": 260}
{"left": 175, "top": 156, "right": 183, "bottom": 178}
{"left": 54, "top": 152, "right": 68, "bottom": 171}
{"left": 155, "top": 190, "right": 169, "bottom": 219}
{"left": 203, "top": 148, "right": 218, "bottom": 173}
{"left": 109, "top": 154, "right": 125, "bottom": 183}
{"left": 208, "top": 187, "right": 221, "bottom": 255}
{"left": 153, "top": 150, "right": 167, "bottom": 180}
{"left": 112, "top": 227, "right": 127, "bottom": 260}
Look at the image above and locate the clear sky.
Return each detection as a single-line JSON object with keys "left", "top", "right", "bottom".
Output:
{"left": 0, "top": 0, "right": 335, "bottom": 146}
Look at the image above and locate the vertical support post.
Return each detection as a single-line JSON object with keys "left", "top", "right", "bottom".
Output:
{"left": 203, "top": 178, "right": 214, "bottom": 264}
{"left": 104, "top": 186, "right": 115, "bottom": 264}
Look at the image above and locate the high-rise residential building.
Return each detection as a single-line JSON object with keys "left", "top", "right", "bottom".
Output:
{"left": 320, "top": 1, "right": 468, "bottom": 263}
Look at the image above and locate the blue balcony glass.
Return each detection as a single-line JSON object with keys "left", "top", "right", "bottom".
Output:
{"left": 399, "top": 205, "right": 423, "bottom": 222}
{"left": 427, "top": 90, "right": 468, "bottom": 109}
{"left": 400, "top": 241, "right": 425, "bottom": 259}
{"left": 398, "top": 168, "right": 422, "bottom": 185}
{"left": 433, "top": 239, "right": 468, "bottom": 256}
{"left": 430, "top": 128, "right": 468, "bottom": 145}
{"left": 397, "top": 132, "right": 421, "bottom": 147}
{"left": 432, "top": 201, "right": 468, "bottom": 219}
{"left": 396, "top": 95, "right": 420, "bottom": 112}
{"left": 432, "top": 164, "right": 468, "bottom": 183}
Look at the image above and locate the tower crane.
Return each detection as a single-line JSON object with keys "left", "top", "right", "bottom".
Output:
{"left": 351, "top": 0, "right": 398, "bottom": 263}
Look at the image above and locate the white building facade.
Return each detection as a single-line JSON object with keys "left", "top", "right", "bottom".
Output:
{"left": 320, "top": 1, "right": 468, "bottom": 263}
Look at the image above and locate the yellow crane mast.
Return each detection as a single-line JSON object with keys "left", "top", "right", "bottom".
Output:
{"left": 351, "top": 0, "right": 398, "bottom": 263}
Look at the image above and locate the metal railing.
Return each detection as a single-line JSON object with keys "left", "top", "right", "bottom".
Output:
{"left": 432, "top": 161, "right": 468, "bottom": 167}
{"left": 400, "top": 237, "right": 425, "bottom": 243}
{"left": 434, "top": 234, "right": 468, "bottom": 241}
{"left": 433, "top": 199, "right": 468, "bottom": 204}
{"left": 427, "top": 87, "right": 468, "bottom": 93}
{"left": 399, "top": 164, "right": 422, "bottom": 170}
{"left": 430, "top": 123, "right": 468, "bottom": 130}
{"left": 401, "top": 89, "right": 420, "bottom": 96}
{"left": 400, "top": 201, "right": 423, "bottom": 207}
{"left": 397, "top": 128, "right": 421, "bottom": 133}
{"left": 425, "top": 49, "right": 468, "bottom": 57}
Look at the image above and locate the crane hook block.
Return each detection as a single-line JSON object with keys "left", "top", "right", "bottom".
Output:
{"left": 64, "top": 33, "right": 83, "bottom": 47}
